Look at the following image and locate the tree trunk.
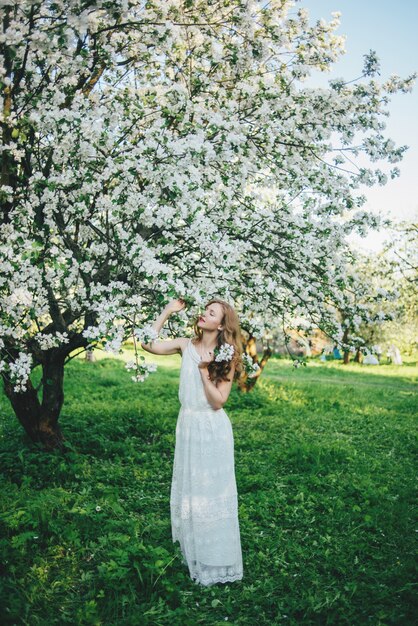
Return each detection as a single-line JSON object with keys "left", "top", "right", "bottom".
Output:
{"left": 2, "top": 376, "right": 42, "bottom": 441}
{"left": 237, "top": 336, "right": 272, "bottom": 392}
{"left": 354, "top": 348, "right": 362, "bottom": 363}
{"left": 39, "top": 356, "right": 66, "bottom": 450}
{"left": 85, "top": 349, "right": 95, "bottom": 362}
{"left": 2, "top": 354, "right": 67, "bottom": 451}
{"left": 342, "top": 327, "right": 350, "bottom": 364}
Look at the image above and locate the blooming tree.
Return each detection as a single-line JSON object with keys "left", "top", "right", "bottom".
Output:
{"left": 0, "top": 0, "right": 415, "bottom": 448}
{"left": 332, "top": 249, "right": 398, "bottom": 364}
{"left": 344, "top": 221, "right": 418, "bottom": 359}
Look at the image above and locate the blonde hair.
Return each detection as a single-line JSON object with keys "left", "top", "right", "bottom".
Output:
{"left": 192, "top": 298, "right": 244, "bottom": 383}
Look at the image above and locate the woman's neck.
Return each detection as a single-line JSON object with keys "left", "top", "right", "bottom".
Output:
{"left": 199, "top": 331, "right": 218, "bottom": 350}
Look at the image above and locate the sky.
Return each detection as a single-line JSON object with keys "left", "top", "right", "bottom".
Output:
{"left": 293, "top": 0, "right": 418, "bottom": 252}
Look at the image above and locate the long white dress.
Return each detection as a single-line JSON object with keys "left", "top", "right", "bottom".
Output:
{"left": 170, "top": 338, "right": 244, "bottom": 586}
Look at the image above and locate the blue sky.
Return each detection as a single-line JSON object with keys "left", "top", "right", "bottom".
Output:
{"left": 293, "top": 0, "right": 418, "bottom": 251}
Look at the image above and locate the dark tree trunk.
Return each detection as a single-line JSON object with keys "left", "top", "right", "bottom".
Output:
{"left": 39, "top": 355, "right": 66, "bottom": 450}
{"left": 2, "top": 376, "right": 42, "bottom": 441}
{"left": 2, "top": 354, "right": 67, "bottom": 451}
{"left": 342, "top": 327, "right": 350, "bottom": 364}
{"left": 354, "top": 348, "right": 362, "bottom": 363}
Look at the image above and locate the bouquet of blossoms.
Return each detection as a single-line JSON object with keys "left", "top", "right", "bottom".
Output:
{"left": 213, "top": 343, "right": 261, "bottom": 378}
{"left": 214, "top": 343, "right": 235, "bottom": 362}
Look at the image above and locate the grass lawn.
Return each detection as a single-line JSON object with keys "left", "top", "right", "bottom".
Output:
{"left": 0, "top": 349, "right": 417, "bottom": 626}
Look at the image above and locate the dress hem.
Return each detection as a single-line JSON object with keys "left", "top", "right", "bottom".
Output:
{"left": 192, "top": 573, "right": 244, "bottom": 586}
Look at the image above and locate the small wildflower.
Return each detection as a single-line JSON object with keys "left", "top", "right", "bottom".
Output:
{"left": 95, "top": 505, "right": 101, "bottom": 512}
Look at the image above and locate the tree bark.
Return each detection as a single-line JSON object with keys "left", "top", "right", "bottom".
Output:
{"left": 2, "top": 376, "right": 42, "bottom": 441}
{"left": 2, "top": 354, "right": 67, "bottom": 451}
{"left": 354, "top": 348, "right": 362, "bottom": 363}
{"left": 39, "top": 355, "right": 66, "bottom": 450}
{"left": 342, "top": 327, "right": 350, "bottom": 364}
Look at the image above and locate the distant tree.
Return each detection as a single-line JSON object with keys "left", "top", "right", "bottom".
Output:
{"left": 337, "top": 220, "right": 417, "bottom": 361}
{"left": 371, "top": 221, "right": 417, "bottom": 355}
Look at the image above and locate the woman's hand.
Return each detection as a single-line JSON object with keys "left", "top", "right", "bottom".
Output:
{"left": 165, "top": 298, "right": 186, "bottom": 314}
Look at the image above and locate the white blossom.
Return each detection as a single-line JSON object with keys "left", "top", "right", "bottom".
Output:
{"left": 214, "top": 343, "right": 235, "bottom": 362}
{"left": 8, "top": 352, "right": 33, "bottom": 392}
{"left": 242, "top": 353, "right": 260, "bottom": 378}
{"left": 134, "top": 326, "right": 159, "bottom": 344}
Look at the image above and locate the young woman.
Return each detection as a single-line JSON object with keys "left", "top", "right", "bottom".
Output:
{"left": 141, "top": 297, "right": 244, "bottom": 586}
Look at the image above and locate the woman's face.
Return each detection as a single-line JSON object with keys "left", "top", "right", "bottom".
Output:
{"left": 197, "top": 302, "right": 224, "bottom": 331}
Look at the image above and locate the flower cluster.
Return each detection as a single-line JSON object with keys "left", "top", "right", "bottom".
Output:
{"left": 35, "top": 331, "right": 69, "bottom": 350}
{"left": 134, "top": 325, "right": 159, "bottom": 344}
{"left": 242, "top": 353, "right": 261, "bottom": 378}
{"left": 8, "top": 352, "right": 33, "bottom": 392}
{"left": 125, "top": 359, "right": 157, "bottom": 383}
{"left": 214, "top": 343, "right": 235, "bottom": 362}
{"left": 115, "top": 325, "right": 161, "bottom": 383}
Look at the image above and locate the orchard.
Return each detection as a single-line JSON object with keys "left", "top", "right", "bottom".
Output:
{"left": 0, "top": 0, "right": 415, "bottom": 448}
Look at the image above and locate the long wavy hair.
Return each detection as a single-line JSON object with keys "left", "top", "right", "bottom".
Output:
{"left": 192, "top": 298, "right": 244, "bottom": 384}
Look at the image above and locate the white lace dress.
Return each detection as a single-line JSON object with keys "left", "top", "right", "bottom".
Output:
{"left": 170, "top": 338, "right": 244, "bottom": 586}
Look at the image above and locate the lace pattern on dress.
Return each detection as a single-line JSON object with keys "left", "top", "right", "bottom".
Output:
{"left": 173, "top": 515, "right": 243, "bottom": 586}
{"left": 170, "top": 493, "right": 238, "bottom": 522}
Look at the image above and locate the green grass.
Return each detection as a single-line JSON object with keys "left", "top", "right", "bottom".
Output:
{"left": 0, "top": 350, "right": 417, "bottom": 626}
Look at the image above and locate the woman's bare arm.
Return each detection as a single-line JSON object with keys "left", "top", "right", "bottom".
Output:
{"left": 140, "top": 299, "right": 187, "bottom": 355}
{"left": 198, "top": 361, "right": 236, "bottom": 410}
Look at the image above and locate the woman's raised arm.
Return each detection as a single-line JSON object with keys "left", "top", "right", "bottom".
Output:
{"left": 140, "top": 299, "right": 187, "bottom": 355}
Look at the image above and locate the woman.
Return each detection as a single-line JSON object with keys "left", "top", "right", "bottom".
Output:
{"left": 141, "top": 297, "right": 244, "bottom": 586}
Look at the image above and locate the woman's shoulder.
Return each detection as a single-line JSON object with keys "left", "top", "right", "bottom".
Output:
{"left": 178, "top": 337, "right": 192, "bottom": 355}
